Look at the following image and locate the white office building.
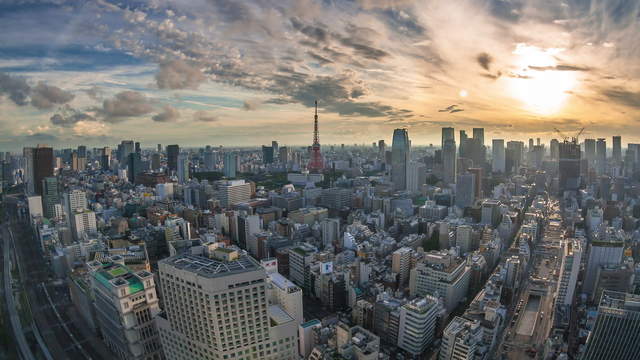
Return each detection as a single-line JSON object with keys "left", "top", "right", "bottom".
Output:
{"left": 157, "top": 247, "right": 299, "bottom": 360}
{"left": 216, "top": 180, "right": 252, "bottom": 208}
{"left": 397, "top": 295, "right": 442, "bottom": 356}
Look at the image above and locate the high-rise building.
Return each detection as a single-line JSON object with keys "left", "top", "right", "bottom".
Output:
{"left": 442, "top": 138, "right": 457, "bottom": 184}
{"left": 120, "top": 140, "right": 134, "bottom": 163}
{"left": 151, "top": 152, "right": 161, "bottom": 171}
{"left": 101, "top": 147, "right": 111, "bottom": 171}
{"left": 506, "top": 140, "right": 524, "bottom": 173}
{"left": 64, "top": 189, "right": 87, "bottom": 217}
{"left": 582, "top": 291, "right": 640, "bottom": 360}
{"left": 279, "top": 147, "right": 290, "bottom": 164}
{"left": 596, "top": 138, "right": 606, "bottom": 175}
{"left": 289, "top": 243, "right": 317, "bottom": 293}
{"left": 559, "top": 140, "right": 581, "bottom": 194}
{"left": 216, "top": 180, "right": 251, "bottom": 208}
{"left": 41, "top": 176, "right": 60, "bottom": 219}
{"left": 612, "top": 135, "right": 622, "bottom": 165}
{"left": 439, "top": 316, "right": 483, "bottom": 360}
{"left": 392, "top": 247, "right": 412, "bottom": 287}
{"left": 472, "top": 128, "right": 484, "bottom": 146}
{"left": 455, "top": 225, "right": 473, "bottom": 254}
{"left": 406, "top": 161, "right": 426, "bottom": 193}
{"left": 23, "top": 147, "right": 35, "bottom": 194}
{"left": 491, "top": 139, "right": 505, "bottom": 173}
{"left": 455, "top": 172, "right": 475, "bottom": 209}
{"left": 555, "top": 239, "right": 582, "bottom": 307}
{"left": 584, "top": 138, "right": 596, "bottom": 166}
{"left": 86, "top": 260, "right": 162, "bottom": 360}
{"left": 321, "top": 218, "right": 340, "bottom": 248}
{"left": 177, "top": 154, "right": 189, "bottom": 184}
{"left": 391, "top": 128, "right": 410, "bottom": 190}
{"left": 156, "top": 248, "right": 299, "bottom": 360}
{"left": 441, "top": 127, "right": 455, "bottom": 149}
{"left": 584, "top": 236, "right": 624, "bottom": 295}
{"left": 397, "top": 295, "right": 441, "bottom": 356}
{"left": 262, "top": 145, "right": 274, "bottom": 164}
{"left": 33, "top": 145, "right": 53, "bottom": 195}
{"left": 550, "top": 138, "right": 560, "bottom": 160}
{"left": 127, "top": 152, "right": 142, "bottom": 184}
{"left": 71, "top": 209, "right": 97, "bottom": 241}
{"left": 223, "top": 152, "right": 237, "bottom": 178}
{"left": 409, "top": 250, "right": 470, "bottom": 312}
{"left": 166, "top": 144, "right": 179, "bottom": 174}
{"left": 468, "top": 167, "right": 483, "bottom": 199}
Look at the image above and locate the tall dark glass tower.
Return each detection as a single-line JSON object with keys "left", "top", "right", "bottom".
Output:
{"left": 559, "top": 140, "right": 581, "bottom": 194}
{"left": 391, "top": 128, "right": 410, "bottom": 190}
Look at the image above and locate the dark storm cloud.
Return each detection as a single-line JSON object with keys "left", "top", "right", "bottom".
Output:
{"left": 476, "top": 52, "right": 493, "bottom": 71}
{"left": 100, "top": 91, "right": 153, "bottom": 122}
{"left": 438, "top": 104, "right": 464, "bottom": 113}
{"left": 156, "top": 60, "right": 206, "bottom": 90}
{"left": 152, "top": 105, "right": 180, "bottom": 122}
{"left": 50, "top": 105, "right": 96, "bottom": 127}
{"left": 600, "top": 87, "right": 640, "bottom": 109}
{"left": 0, "top": 72, "right": 30, "bottom": 106}
{"left": 290, "top": 18, "right": 329, "bottom": 43}
{"left": 193, "top": 110, "right": 219, "bottom": 122}
{"left": 30, "top": 82, "right": 74, "bottom": 109}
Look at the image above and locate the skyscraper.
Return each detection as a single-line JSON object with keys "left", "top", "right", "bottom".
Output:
{"left": 455, "top": 172, "right": 475, "bottom": 208}
{"left": 406, "top": 161, "right": 426, "bottom": 193}
{"left": 491, "top": 139, "right": 505, "bottom": 173}
{"left": 442, "top": 138, "right": 457, "bottom": 184}
{"left": 33, "top": 145, "right": 53, "bottom": 196}
{"left": 584, "top": 138, "right": 596, "bottom": 166}
{"left": 441, "top": 127, "right": 454, "bottom": 148}
{"left": 391, "top": 128, "right": 410, "bottom": 190}
{"left": 612, "top": 135, "right": 622, "bottom": 165}
{"left": 41, "top": 176, "right": 60, "bottom": 219}
{"left": 559, "top": 140, "right": 581, "bottom": 194}
{"left": 596, "top": 138, "right": 606, "bottom": 175}
{"left": 397, "top": 296, "right": 441, "bottom": 356}
{"left": 177, "top": 154, "right": 189, "bottom": 184}
{"left": 223, "top": 152, "right": 237, "bottom": 178}
{"left": 262, "top": 145, "right": 274, "bottom": 164}
{"left": 472, "top": 128, "right": 484, "bottom": 146}
{"left": 166, "top": 144, "right": 179, "bottom": 173}
{"left": 120, "top": 140, "right": 134, "bottom": 163}
{"left": 127, "top": 152, "right": 142, "bottom": 184}
{"left": 156, "top": 248, "right": 299, "bottom": 360}
{"left": 582, "top": 291, "right": 640, "bottom": 360}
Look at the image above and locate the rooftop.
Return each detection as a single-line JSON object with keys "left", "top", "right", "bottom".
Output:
{"left": 162, "top": 253, "right": 261, "bottom": 278}
{"left": 90, "top": 261, "right": 145, "bottom": 295}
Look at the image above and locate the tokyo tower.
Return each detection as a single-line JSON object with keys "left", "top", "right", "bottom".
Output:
{"left": 307, "top": 100, "right": 324, "bottom": 173}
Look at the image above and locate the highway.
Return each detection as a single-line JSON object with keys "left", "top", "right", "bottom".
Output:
{"left": 3, "top": 195, "right": 108, "bottom": 360}
{"left": 2, "top": 222, "right": 35, "bottom": 360}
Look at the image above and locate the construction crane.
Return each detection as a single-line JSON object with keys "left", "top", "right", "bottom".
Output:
{"left": 555, "top": 127, "right": 585, "bottom": 143}
{"left": 554, "top": 128, "right": 569, "bottom": 142}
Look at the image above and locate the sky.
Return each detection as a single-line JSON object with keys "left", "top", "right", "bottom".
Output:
{"left": 1, "top": 0, "right": 640, "bottom": 150}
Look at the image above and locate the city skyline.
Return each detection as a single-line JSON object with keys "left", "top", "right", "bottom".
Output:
{"left": 2, "top": 0, "right": 640, "bottom": 149}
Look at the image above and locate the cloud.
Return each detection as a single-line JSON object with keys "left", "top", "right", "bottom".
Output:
{"left": 84, "top": 86, "right": 102, "bottom": 100}
{"left": 100, "top": 91, "right": 153, "bottom": 122}
{"left": 476, "top": 52, "right": 493, "bottom": 71}
{"left": 528, "top": 65, "right": 591, "bottom": 72}
{"left": 0, "top": 72, "right": 30, "bottom": 106}
{"left": 30, "top": 82, "right": 74, "bottom": 109}
{"left": 242, "top": 99, "right": 261, "bottom": 111}
{"left": 155, "top": 59, "right": 206, "bottom": 90}
{"left": 438, "top": 104, "right": 464, "bottom": 113}
{"left": 600, "top": 87, "right": 640, "bottom": 109}
{"left": 152, "top": 105, "right": 180, "bottom": 122}
{"left": 193, "top": 110, "right": 219, "bottom": 122}
{"left": 50, "top": 105, "right": 96, "bottom": 127}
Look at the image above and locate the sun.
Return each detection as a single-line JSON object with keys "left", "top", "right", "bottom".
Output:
{"left": 507, "top": 44, "right": 577, "bottom": 115}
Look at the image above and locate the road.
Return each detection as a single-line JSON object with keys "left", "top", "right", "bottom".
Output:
{"left": 2, "top": 221, "right": 35, "bottom": 360}
{"left": 3, "top": 195, "right": 108, "bottom": 360}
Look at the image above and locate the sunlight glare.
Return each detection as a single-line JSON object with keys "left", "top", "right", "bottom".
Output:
{"left": 508, "top": 44, "right": 576, "bottom": 115}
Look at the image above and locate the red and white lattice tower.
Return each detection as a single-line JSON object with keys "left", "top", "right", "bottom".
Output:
{"left": 307, "top": 100, "right": 324, "bottom": 173}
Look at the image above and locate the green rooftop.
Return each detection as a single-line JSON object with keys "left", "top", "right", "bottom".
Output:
{"left": 93, "top": 262, "right": 144, "bottom": 295}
